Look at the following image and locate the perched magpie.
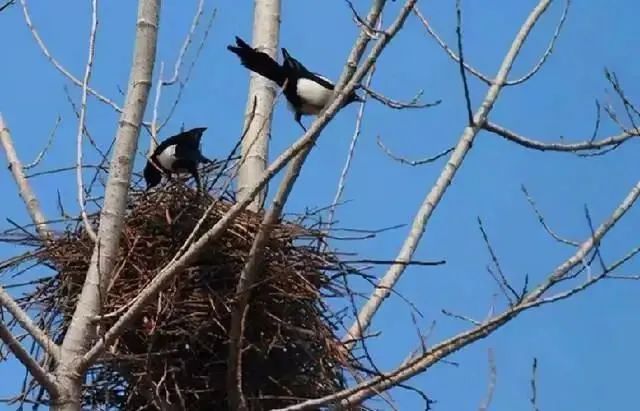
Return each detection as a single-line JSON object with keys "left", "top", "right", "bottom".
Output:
{"left": 227, "top": 36, "right": 364, "bottom": 130}
{"left": 143, "top": 127, "right": 212, "bottom": 191}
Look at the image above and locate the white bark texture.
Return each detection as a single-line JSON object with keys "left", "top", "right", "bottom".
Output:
{"left": 53, "top": 1, "right": 160, "bottom": 409}
{"left": 0, "top": 114, "right": 52, "bottom": 241}
{"left": 236, "top": 0, "right": 281, "bottom": 212}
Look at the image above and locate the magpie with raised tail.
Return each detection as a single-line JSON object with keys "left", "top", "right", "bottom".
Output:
{"left": 143, "top": 127, "right": 212, "bottom": 191}
{"left": 227, "top": 36, "right": 364, "bottom": 131}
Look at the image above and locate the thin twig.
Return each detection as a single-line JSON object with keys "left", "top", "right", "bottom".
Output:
{"left": 521, "top": 185, "right": 579, "bottom": 246}
{"left": 162, "top": 0, "right": 205, "bottom": 86}
{"left": 478, "top": 349, "right": 497, "bottom": 411}
{"left": 19, "top": 0, "right": 124, "bottom": 114}
{"left": 455, "top": 0, "right": 474, "bottom": 126}
{"left": 327, "top": 52, "right": 378, "bottom": 239}
{"left": 0, "top": 0, "right": 15, "bottom": 12}
{"left": 506, "top": 0, "right": 570, "bottom": 85}
{"left": 24, "top": 115, "right": 61, "bottom": 170}
{"left": 377, "top": 136, "right": 454, "bottom": 166}
{"left": 478, "top": 217, "right": 520, "bottom": 304}
{"left": 530, "top": 358, "right": 539, "bottom": 411}
{"left": 75, "top": 0, "right": 99, "bottom": 242}
{"left": 413, "top": 5, "right": 492, "bottom": 85}
{"left": 360, "top": 85, "right": 441, "bottom": 109}
{"left": 150, "top": 61, "right": 164, "bottom": 152}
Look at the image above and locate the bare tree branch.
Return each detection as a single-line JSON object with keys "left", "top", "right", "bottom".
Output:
{"left": 530, "top": 358, "right": 539, "bottom": 411}
{"left": 19, "top": 0, "right": 124, "bottom": 114}
{"left": 377, "top": 136, "right": 454, "bottom": 166}
{"left": 413, "top": 5, "right": 492, "bottom": 85}
{"left": 162, "top": 0, "right": 205, "bottom": 86}
{"left": 0, "top": 0, "right": 15, "bottom": 13}
{"left": 327, "top": 59, "right": 377, "bottom": 235}
{"left": 506, "top": 0, "right": 570, "bottom": 85}
{"left": 274, "top": 180, "right": 640, "bottom": 410}
{"left": 75, "top": 0, "right": 99, "bottom": 242}
{"left": 344, "top": 0, "right": 555, "bottom": 351}
{"left": 521, "top": 185, "right": 579, "bottom": 246}
{"left": 455, "top": 0, "right": 474, "bottom": 126}
{"left": 0, "top": 319, "right": 59, "bottom": 399}
{"left": 360, "top": 85, "right": 441, "bottom": 109}
{"left": 0, "top": 286, "right": 60, "bottom": 362}
{"left": 484, "top": 121, "right": 639, "bottom": 153}
{"left": 0, "top": 114, "right": 52, "bottom": 241}
{"left": 478, "top": 349, "right": 497, "bottom": 411}
{"left": 24, "top": 115, "right": 61, "bottom": 170}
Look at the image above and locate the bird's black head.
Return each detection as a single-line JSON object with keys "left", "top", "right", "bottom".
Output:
{"left": 143, "top": 160, "right": 162, "bottom": 190}
{"left": 187, "top": 127, "right": 207, "bottom": 136}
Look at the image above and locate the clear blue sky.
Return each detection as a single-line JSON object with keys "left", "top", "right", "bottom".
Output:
{"left": 1, "top": 1, "right": 639, "bottom": 409}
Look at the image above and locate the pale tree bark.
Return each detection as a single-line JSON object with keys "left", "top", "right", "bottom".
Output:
{"left": 53, "top": 0, "right": 160, "bottom": 409}
{"left": 0, "top": 114, "right": 52, "bottom": 241}
{"left": 236, "top": 0, "right": 281, "bottom": 212}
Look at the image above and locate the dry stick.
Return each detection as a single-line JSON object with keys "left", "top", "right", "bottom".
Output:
{"left": 60, "top": 0, "right": 160, "bottom": 391}
{"left": 484, "top": 121, "right": 639, "bottom": 153}
{"left": 0, "top": 115, "right": 52, "bottom": 241}
{"left": 80, "top": 0, "right": 392, "bottom": 378}
{"left": 343, "top": 0, "right": 554, "bottom": 351}
{"left": 0, "top": 321, "right": 59, "bottom": 398}
{"left": 273, "top": 181, "right": 640, "bottom": 411}
{"left": 19, "top": 0, "right": 123, "bottom": 114}
{"left": 0, "top": 286, "right": 60, "bottom": 363}
{"left": 75, "top": 0, "right": 99, "bottom": 243}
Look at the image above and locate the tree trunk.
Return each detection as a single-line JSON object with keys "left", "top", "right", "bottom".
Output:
{"left": 236, "top": 0, "right": 281, "bottom": 212}
{"left": 53, "top": 1, "right": 160, "bottom": 408}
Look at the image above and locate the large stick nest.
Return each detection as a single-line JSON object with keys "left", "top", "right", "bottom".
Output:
{"left": 27, "top": 184, "right": 355, "bottom": 410}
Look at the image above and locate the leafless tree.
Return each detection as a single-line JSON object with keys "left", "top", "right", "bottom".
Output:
{"left": 1, "top": 0, "right": 638, "bottom": 410}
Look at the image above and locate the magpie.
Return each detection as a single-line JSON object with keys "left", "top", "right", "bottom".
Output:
{"left": 227, "top": 36, "right": 364, "bottom": 130}
{"left": 143, "top": 127, "right": 212, "bottom": 191}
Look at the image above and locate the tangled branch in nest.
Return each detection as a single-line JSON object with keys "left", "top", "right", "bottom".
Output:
{"left": 4, "top": 183, "right": 361, "bottom": 410}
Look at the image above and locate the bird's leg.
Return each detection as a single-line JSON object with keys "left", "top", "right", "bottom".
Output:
{"left": 189, "top": 166, "right": 203, "bottom": 194}
{"left": 295, "top": 112, "right": 307, "bottom": 132}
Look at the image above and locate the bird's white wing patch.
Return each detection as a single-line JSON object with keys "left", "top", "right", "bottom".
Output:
{"left": 296, "top": 78, "right": 333, "bottom": 114}
{"left": 156, "top": 144, "right": 177, "bottom": 170}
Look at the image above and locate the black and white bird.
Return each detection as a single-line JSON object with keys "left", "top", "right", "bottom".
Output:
{"left": 227, "top": 36, "right": 364, "bottom": 130}
{"left": 143, "top": 127, "right": 212, "bottom": 191}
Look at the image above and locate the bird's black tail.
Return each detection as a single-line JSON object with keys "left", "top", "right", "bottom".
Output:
{"left": 227, "top": 36, "right": 287, "bottom": 87}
